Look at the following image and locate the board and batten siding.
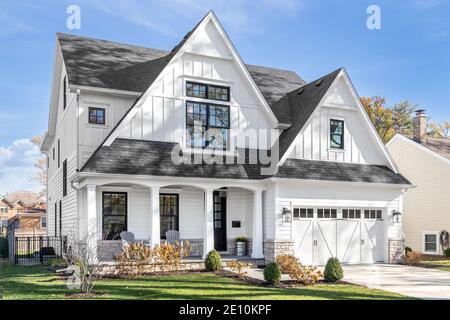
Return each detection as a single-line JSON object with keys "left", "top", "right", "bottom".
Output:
{"left": 116, "top": 18, "right": 275, "bottom": 150}
{"left": 387, "top": 137, "right": 450, "bottom": 254}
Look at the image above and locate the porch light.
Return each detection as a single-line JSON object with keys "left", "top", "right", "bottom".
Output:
{"left": 282, "top": 208, "right": 292, "bottom": 223}
{"left": 392, "top": 210, "right": 402, "bottom": 223}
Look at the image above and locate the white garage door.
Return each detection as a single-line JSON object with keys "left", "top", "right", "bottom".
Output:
{"left": 293, "top": 208, "right": 385, "bottom": 265}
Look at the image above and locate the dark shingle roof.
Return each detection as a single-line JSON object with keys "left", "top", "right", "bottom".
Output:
{"left": 404, "top": 135, "right": 450, "bottom": 160}
{"left": 81, "top": 139, "right": 411, "bottom": 185}
{"left": 57, "top": 33, "right": 305, "bottom": 122}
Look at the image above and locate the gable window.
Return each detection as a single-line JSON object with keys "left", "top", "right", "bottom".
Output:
{"left": 186, "top": 82, "right": 207, "bottom": 99}
{"left": 186, "top": 101, "right": 229, "bottom": 150}
{"left": 88, "top": 107, "right": 105, "bottom": 125}
{"left": 63, "top": 76, "right": 67, "bottom": 110}
{"left": 186, "top": 81, "right": 230, "bottom": 102}
{"left": 62, "top": 159, "right": 67, "bottom": 197}
{"left": 424, "top": 233, "right": 438, "bottom": 254}
{"left": 102, "top": 192, "right": 127, "bottom": 240}
{"left": 160, "top": 194, "right": 179, "bottom": 239}
{"left": 330, "top": 119, "right": 344, "bottom": 149}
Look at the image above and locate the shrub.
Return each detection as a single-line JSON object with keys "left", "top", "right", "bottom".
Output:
{"left": 45, "top": 258, "right": 67, "bottom": 267}
{"left": 444, "top": 248, "right": 450, "bottom": 257}
{"left": 324, "top": 257, "right": 344, "bottom": 282}
{"left": 405, "top": 246, "right": 412, "bottom": 255}
{"left": 289, "top": 263, "right": 322, "bottom": 285}
{"left": 235, "top": 237, "right": 247, "bottom": 242}
{"left": 275, "top": 254, "right": 298, "bottom": 274}
{"left": 404, "top": 251, "right": 422, "bottom": 266}
{"left": 0, "top": 237, "right": 8, "bottom": 258}
{"left": 205, "top": 250, "right": 222, "bottom": 271}
{"left": 115, "top": 242, "right": 157, "bottom": 277}
{"left": 156, "top": 241, "right": 191, "bottom": 272}
{"left": 263, "top": 262, "right": 281, "bottom": 285}
{"left": 226, "top": 260, "right": 252, "bottom": 279}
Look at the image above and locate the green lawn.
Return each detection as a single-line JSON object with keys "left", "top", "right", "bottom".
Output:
{"left": 0, "top": 263, "right": 410, "bottom": 300}
{"left": 419, "top": 260, "right": 450, "bottom": 272}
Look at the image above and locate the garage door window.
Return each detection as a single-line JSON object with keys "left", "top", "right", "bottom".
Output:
{"left": 317, "top": 209, "right": 337, "bottom": 219}
{"left": 342, "top": 209, "right": 361, "bottom": 219}
{"left": 293, "top": 208, "right": 314, "bottom": 219}
{"left": 424, "top": 233, "right": 438, "bottom": 254}
{"left": 364, "top": 210, "right": 382, "bottom": 220}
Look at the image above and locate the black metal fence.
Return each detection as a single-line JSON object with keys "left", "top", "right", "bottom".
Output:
{"left": 13, "top": 236, "right": 67, "bottom": 265}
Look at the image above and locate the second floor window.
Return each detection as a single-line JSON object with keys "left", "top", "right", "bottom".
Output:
{"left": 330, "top": 119, "right": 344, "bottom": 149}
{"left": 89, "top": 107, "right": 105, "bottom": 125}
{"left": 186, "top": 101, "right": 229, "bottom": 150}
{"left": 62, "top": 159, "right": 67, "bottom": 197}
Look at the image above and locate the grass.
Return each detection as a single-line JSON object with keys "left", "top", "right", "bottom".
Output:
{"left": 419, "top": 259, "right": 450, "bottom": 272}
{"left": 0, "top": 263, "right": 410, "bottom": 300}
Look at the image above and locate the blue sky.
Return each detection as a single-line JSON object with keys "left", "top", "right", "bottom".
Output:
{"left": 0, "top": 0, "right": 449, "bottom": 194}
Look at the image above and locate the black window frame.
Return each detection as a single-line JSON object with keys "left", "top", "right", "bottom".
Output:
{"left": 62, "top": 159, "right": 67, "bottom": 197}
{"left": 330, "top": 119, "right": 344, "bottom": 149}
{"left": 57, "top": 139, "right": 60, "bottom": 168}
{"left": 160, "top": 193, "right": 179, "bottom": 239}
{"left": 63, "top": 76, "right": 67, "bottom": 110}
{"left": 59, "top": 200, "right": 62, "bottom": 237}
{"left": 186, "top": 81, "right": 230, "bottom": 102}
{"left": 186, "top": 101, "right": 230, "bottom": 150}
{"left": 317, "top": 208, "right": 337, "bottom": 219}
{"left": 102, "top": 192, "right": 128, "bottom": 241}
{"left": 88, "top": 107, "right": 106, "bottom": 125}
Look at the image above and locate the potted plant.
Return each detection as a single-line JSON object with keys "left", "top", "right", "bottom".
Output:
{"left": 235, "top": 237, "right": 247, "bottom": 256}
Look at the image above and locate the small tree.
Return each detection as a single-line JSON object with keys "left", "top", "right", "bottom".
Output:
{"left": 62, "top": 230, "right": 104, "bottom": 294}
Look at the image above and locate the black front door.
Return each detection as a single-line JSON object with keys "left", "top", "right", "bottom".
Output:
{"left": 213, "top": 191, "right": 227, "bottom": 251}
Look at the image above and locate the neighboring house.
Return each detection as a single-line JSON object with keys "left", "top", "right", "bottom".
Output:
{"left": 2, "top": 191, "right": 47, "bottom": 237}
{"left": 387, "top": 110, "right": 450, "bottom": 255}
{"left": 41, "top": 11, "right": 411, "bottom": 264}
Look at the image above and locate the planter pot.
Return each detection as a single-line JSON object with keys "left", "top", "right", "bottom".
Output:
{"left": 236, "top": 241, "right": 247, "bottom": 256}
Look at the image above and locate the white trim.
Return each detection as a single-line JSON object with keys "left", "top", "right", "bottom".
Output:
{"left": 387, "top": 133, "right": 450, "bottom": 166}
{"left": 69, "top": 84, "right": 142, "bottom": 98}
{"left": 422, "top": 231, "right": 439, "bottom": 255}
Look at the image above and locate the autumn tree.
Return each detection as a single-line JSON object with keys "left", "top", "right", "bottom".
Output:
{"left": 428, "top": 120, "right": 450, "bottom": 138}
{"left": 360, "top": 97, "right": 395, "bottom": 143}
{"left": 30, "top": 134, "right": 47, "bottom": 197}
{"left": 392, "top": 100, "right": 416, "bottom": 135}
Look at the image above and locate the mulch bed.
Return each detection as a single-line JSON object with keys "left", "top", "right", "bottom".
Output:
{"left": 420, "top": 254, "right": 450, "bottom": 261}
{"left": 65, "top": 292, "right": 104, "bottom": 298}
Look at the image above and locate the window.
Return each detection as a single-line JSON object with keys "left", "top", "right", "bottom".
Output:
{"left": 186, "top": 82, "right": 207, "bottom": 98}
{"left": 343, "top": 209, "right": 361, "bottom": 219}
{"left": 41, "top": 217, "right": 47, "bottom": 228}
{"left": 160, "top": 194, "right": 179, "bottom": 239}
{"left": 47, "top": 156, "right": 49, "bottom": 169}
{"left": 59, "top": 200, "right": 62, "bottom": 236}
{"left": 52, "top": 147, "right": 55, "bottom": 161}
{"left": 57, "top": 139, "right": 60, "bottom": 168}
{"left": 63, "top": 76, "right": 67, "bottom": 110}
{"left": 0, "top": 207, "right": 7, "bottom": 214}
{"left": 293, "top": 208, "right": 314, "bottom": 219}
{"left": 424, "top": 233, "right": 438, "bottom": 254}
{"left": 62, "top": 159, "right": 67, "bottom": 197}
{"left": 208, "top": 85, "right": 230, "bottom": 101}
{"left": 363, "top": 209, "right": 382, "bottom": 220}
{"left": 54, "top": 202, "right": 57, "bottom": 237}
{"left": 102, "top": 192, "right": 127, "bottom": 240}
{"left": 186, "top": 81, "right": 230, "bottom": 101}
{"left": 317, "top": 209, "right": 337, "bottom": 219}
{"left": 88, "top": 107, "right": 105, "bottom": 125}
{"left": 330, "top": 119, "right": 344, "bottom": 149}
{"left": 186, "top": 101, "right": 230, "bottom": 150}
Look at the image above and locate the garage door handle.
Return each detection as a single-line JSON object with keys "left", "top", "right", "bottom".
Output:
{"left": 361, "top": 239, "right": 365, "bottom": 245}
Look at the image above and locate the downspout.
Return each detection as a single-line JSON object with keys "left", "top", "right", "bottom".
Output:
{"left": 76, "top": 89, "right": 81, "bottom": 238}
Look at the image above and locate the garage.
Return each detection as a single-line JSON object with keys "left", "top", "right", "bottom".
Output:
{"left": 293, "top": 207, "right": 385, "bottom": 265}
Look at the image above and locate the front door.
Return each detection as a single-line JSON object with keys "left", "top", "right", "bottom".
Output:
{"left": 213, "top": 191, "right": 227, "bottom": 251}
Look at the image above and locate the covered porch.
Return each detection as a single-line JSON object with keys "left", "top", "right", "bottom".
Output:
{"left": 78, "top": 175, "right": 265, "bottom": 261}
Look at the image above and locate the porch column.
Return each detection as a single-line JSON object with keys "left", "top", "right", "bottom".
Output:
{"left": 252, "top": 189, "right": 264, "bottom": 258}
{"left": 86, "top": 184, "right": 98, "bottom": 262}
{"left": 149, "top": 187, "right": 160, "bottom": 247}
{"left": 203, "top": 188, "right": 214, "bottom": 258}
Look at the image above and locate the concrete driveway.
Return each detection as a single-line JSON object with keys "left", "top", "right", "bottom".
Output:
{"left": 343, "top": 264, "right": 450, "bottom": 300}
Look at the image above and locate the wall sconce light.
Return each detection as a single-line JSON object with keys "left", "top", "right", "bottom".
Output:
{"left": 282, "top": 208, "right": 292, "bottom": 223}
{"left": 393, "top": 210, "right": 402, "bottom": 223}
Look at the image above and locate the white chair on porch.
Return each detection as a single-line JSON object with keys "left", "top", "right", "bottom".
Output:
{"left": 120, "top": 231, "right": 136, "bottom": 249}
{"left": 165, "top": 230, "right": 182, "bottom": 245}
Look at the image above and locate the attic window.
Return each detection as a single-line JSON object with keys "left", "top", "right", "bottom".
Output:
{"left": 89, "top": 107, "right": 106, "bottom": 125}
{"left": 330, "top": 119, "right": 344, "bottom": 149}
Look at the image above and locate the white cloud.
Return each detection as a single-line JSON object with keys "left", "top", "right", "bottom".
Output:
{"left": 0, "top": 139, "right": 41, "bottom": 195}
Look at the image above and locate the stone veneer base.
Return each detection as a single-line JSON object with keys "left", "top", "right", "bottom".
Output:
{"left": 263, "top": 240, "right": 294, "bottom": 263}
{"left": 388, "top": 239, "right": 405, "bottom": 264}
